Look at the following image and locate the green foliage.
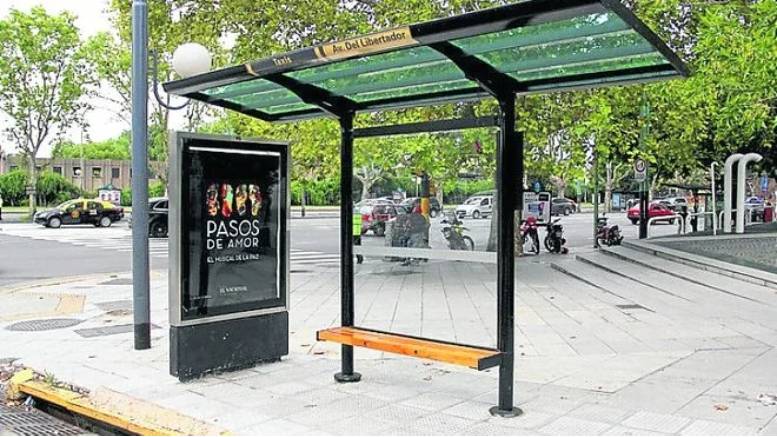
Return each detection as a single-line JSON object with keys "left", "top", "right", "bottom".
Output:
{"left": 36, "top": 171, "right": 81, "bottom": 205}
{"left": 119, "top": 181, "right": 168, "bottom": 207}
{"left": 0, "top": 7, "right": 92, "bottom": 211}
{"left": 52, "top": 132, "right": 131, "bottom": 160}
{"left": 0, "top": 170, "right": 27, "bottom": 206}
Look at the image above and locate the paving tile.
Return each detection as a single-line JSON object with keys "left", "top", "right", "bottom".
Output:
{"left": 486, "top": 410, "right": 557, "bottom": 429}
{"left": 680, "top": 419, "right": 757, "bottom": 435}
{"left": 234, "top": 418, "right": 312, "bottom": 436}
{"left": 440, "top": 400, "right": 494, "bottom": 421}
{"left": 538, "top": 416, "right": 612, "bottom": 435}
{"left": 466, "top": 421, "right": 540, "bottom": 435}
{"left": 621, "top": 411, "right": 692, "bottom": 434}
{"left": 601, "top": 425, "right": 666, "bottom": 436}
{"left": 569, "top": 403, "right": 634, "bottom": 424}
{"left": 399, "top": 391, "right": 467, "bottom": 412}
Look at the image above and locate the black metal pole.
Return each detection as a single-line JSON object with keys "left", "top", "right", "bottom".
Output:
{"left": 490, "top": 95, "right": 522, "bottom": 418}
{"left": 335, "top": 112, "right": 361, "bottom": 383}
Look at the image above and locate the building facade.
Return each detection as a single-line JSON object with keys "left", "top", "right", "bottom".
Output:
{"left": 0, "top": 154, "right": 160, "bottom": 192}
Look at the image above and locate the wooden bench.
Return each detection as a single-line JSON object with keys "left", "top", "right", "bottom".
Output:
{"left": 317, "top": 326, "right": 502, "bottom": 371}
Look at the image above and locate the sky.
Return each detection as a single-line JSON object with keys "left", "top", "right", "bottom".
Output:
{"left": 0, "top": 1, "right": 186, "bottom": 157}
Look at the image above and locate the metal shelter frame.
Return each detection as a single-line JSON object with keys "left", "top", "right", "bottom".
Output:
{"left": 164, "top": 0, "right": 687, "bottom": 417}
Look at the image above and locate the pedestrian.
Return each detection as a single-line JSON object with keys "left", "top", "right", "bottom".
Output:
{"left": 352, "top": 211, "right": 363, "bottom": 264}
{"left": 0, "top": 193, "right": 3, "bottom": 221}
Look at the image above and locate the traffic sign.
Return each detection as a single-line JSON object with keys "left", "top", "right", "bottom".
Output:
{"left": 634, "top": 158, "right": 647, "bottom": 182}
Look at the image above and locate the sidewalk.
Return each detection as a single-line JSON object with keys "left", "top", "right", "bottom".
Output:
{"left": 2, "top": 256, "right": 776, "bottom": 435}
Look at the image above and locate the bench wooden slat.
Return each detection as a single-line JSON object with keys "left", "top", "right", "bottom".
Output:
{"left": 317, "top": 327, "right": 501, "bottom": 370}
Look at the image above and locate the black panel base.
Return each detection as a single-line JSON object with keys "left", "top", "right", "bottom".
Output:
{"left": 489, "top": 406, "right": 524, "bottom": 418}
{"left": 170, "top": 311, "right": 288, "bottom": 381}
{"left": 334, "top": 372, "right": 362, "bottom": 383}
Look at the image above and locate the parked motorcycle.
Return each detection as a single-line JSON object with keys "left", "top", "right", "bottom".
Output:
{"left": 544, "top": 218, "right": 567, "bottom": 254}
{"left": 519, "top": 216, "right": 541, "bottom": 255}
{"left": 596, "top": 216, "right": 623, "bottom": 246}
{"left": 440, "top": 213, "right": 475, "bottom": 251}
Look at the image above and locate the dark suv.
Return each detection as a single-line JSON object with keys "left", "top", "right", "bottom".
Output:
{"left": 550, "top": 198, "right": 577, "bottom": 216}
{"left": 129, "top": 197, "right": 169, "bottom": 237}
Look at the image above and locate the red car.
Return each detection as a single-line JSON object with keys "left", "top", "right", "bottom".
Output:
{"left": 627, "top": 202, "right": 676, "bottom": 225}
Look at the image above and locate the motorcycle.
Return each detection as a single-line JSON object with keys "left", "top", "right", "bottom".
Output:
{"left": 543, "top": 218, "right": 567, "bottom": 254}
{"left": 519, "top": 216, "right": 541, "bottom": 255}
{"left": 440, "top": 213, "right": 475, "bottom": 251}
{"left": 596, "top": 216, "right": 623, "bottom": 246}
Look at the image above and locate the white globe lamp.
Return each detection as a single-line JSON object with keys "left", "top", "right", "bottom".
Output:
{"left": 171, "top": 43, "right": 212, "bottom": 78}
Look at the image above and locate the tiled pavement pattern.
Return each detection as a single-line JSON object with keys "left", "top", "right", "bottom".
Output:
{"left": 655, "top": 236, "right": 777, "bottom": 274}
{"left": 2, "top": 245, "right": 777, "bottom": 435}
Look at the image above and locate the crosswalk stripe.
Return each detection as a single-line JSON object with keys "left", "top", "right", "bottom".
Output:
{"left": 1, "top": 224, "right": 340, "bottom": 267}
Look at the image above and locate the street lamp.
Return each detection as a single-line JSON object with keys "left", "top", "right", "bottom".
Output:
{"left": 152, "top": 43, "right": 212, "bottom": 110}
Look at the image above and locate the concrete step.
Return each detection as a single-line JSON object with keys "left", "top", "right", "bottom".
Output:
{"left": 601, "top": 245, "right": 777, "bottom": 303}
{"left": 622, "top": 239, "right": 777, "bottom": 289}
{"left": 578, "top": 251, "right": 777, "bottom": 313}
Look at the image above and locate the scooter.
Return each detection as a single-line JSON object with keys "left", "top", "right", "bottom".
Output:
{"left": 544, "top": 218, "right": 567, "bottom": 254}
{"left": 596, "top": 216, "right": 623, "bottom": 246}
{"left": 519, "top": 216, "right": 541, "bottom": 255}
{"left": 440, "top": 213, "right": 475, "bottom": 251}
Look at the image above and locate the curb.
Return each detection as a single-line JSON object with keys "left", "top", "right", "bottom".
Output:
{"left": 0, "top": 270, "right": 164, "bottom": 295}
{"left": 623, "top": 239, "right": 777, "bottom": 289}
{"left": 7, "top": 369, "right": 229, "bottom": 436}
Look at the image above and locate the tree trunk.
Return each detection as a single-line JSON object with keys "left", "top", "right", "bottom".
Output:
{"left": 486, "top": 198, "right": 498, "bottom": 252}
{"left": 27, "top": 155, "right": 36, "bottom": 216}
{"left": 301, "top": 185, "right": 306, "bottom": 217}
{"left": 605, "top": 161, "right": 613, "bottom": 213}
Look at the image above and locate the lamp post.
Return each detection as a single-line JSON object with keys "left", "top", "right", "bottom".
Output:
{"left": 131, "top": 0, "right": 210, "bottom": 350}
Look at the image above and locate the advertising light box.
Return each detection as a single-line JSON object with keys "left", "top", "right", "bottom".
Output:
{"left": 169, "top": 132, "right": 289, "bottom": 380}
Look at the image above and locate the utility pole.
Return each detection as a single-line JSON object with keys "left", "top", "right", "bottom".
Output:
{"left": 638, "top": 92, "right": 650, "bottom": 239}
{"left": 131, "top": 0, "right": 151, "bottom": 350}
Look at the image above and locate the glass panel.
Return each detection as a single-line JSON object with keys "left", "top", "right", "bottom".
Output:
{"left": 353, "top": 131, "right": 499, "bottom": 348}
{"left": 348, "top": 79, "right": 474, "bottom": 103}
{"left": 230, "top": 87, "right": 303, "bottom": 109}
{"left": 289, "top": 47, "right": 446, "bottom": 85}
{"left": 510, "top": 53, "right": 669, "bottom": 82}
{"left": 525, "top": 69, "right": 678, "bottom": 92}
{"left": 261, "top": 102, "right": 319, "bottom": 114}
{"left": 203, "top": 78, "right": 280, "bottom": 99}
{"left": 452, "top": 12, "right": 631, "bottom": 56}
{"left": 476, "top": 31, "right": 656, "bottom": 75}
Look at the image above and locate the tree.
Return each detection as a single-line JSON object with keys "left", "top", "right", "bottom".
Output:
{"left": 0, "top": 7, "right": 92, "bottom": 214}
{"left": 51, "top": 132, "right": 131, "bottom": 160}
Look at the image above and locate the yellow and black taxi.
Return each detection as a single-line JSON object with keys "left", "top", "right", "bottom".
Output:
{"left": 34, "top": 198, "right": 124, "bottom": 228}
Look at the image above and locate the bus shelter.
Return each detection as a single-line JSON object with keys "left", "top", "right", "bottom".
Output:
{"left": 164, "top": 0, "right": 687, "bottom": 417}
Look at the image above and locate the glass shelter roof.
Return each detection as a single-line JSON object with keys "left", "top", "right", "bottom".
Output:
{"left": 163, "top": 0, "right": 688, "bottom": 122}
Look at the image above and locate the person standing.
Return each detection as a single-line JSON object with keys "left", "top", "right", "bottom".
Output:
{"left": 0, "top": 193, "right": 3, "bottom": 221}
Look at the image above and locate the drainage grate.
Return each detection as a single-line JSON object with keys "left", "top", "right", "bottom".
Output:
{"left": 5, "top": 318, "right": 83, "bottom": 332}
{"left": 0, "top": 405, "right": 82, "bottom": 436}
{"left": 74, "top": 323, "right": 160, "bottom": 338}
{"left": 615, "top": 303, "right": 652, "bottom": 312}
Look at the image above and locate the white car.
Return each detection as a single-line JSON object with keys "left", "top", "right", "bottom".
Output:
{"left": 455, "top": 196, "right": 493, "bottom": 219}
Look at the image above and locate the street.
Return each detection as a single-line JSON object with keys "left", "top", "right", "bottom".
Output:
{"left": 0, "top": 212, "right": 678, "bottom": 289}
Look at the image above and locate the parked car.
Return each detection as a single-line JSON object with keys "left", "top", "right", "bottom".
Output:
{"left": 550, "top": 198, "right": 577, "bottom": 216}
{"left": 626, "top": 201, "right": 676, "bottom": 225}
{"left": 745, "top": 196, "right": 765, "bottom": 221}
{"left": 657, "top": 196, "right": 688, "bottom": 211}
{"left": 360, "top": 203, "right": 403, "bottom": 236}
{"left": 400, "top": 197, "right": 441, "bottom": 217}
{"left": 356, "top": 198, "right": 394, "bottom": 213}
{"left": 34, "top": 199, "right": 124, "bottom": 228}
{"left": 455, "top": 196, "right": 493, "bottom": 219}
{"left": 130, "top": 197, "right": 169, "bottom": 238}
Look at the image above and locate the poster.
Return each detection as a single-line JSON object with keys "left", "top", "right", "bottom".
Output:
{"left": 523, "top": 192, "right": 551, "bottom": 223}
{"left": 178, "top": 139, "right": 287, "bottom": 321}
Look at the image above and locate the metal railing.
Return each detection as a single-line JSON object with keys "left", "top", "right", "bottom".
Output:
{"left": 646, "top": 213, "right": 683, "bottom": 238}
